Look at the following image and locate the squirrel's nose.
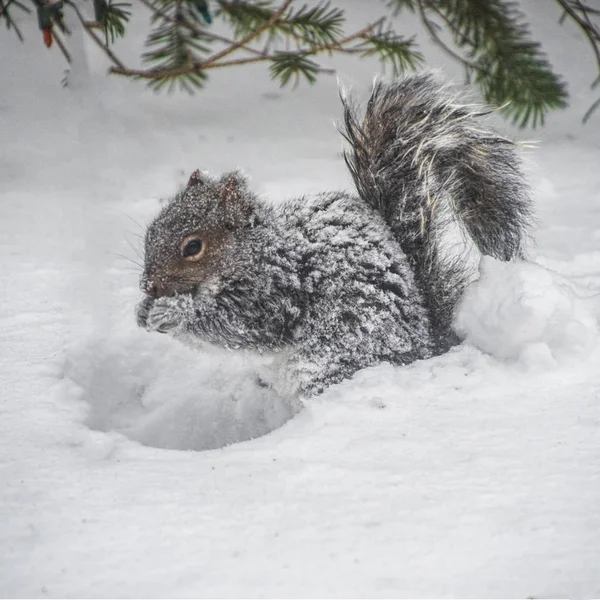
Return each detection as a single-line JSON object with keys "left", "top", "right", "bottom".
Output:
{"left": 144, "top": 280, "right": 158, "bottom": 298}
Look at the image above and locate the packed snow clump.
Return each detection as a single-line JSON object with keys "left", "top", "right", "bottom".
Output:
{"left": 454, "top": 256, "right": 599, "bottom": 367}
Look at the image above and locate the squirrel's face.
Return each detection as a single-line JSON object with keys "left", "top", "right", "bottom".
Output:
{"left": 141, "top": 170, "right": 253, "bottom": 298}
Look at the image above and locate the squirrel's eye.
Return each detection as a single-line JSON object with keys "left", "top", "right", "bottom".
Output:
{"left": 181, "top": 238, "right": 204, "bottom": 260}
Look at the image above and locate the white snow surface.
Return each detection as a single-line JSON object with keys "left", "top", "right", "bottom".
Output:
{"left": 455, "top": 257, "right": 600, "bottom": 366}
{"left": 2, "top": 2, "right": 600, "bottom": 597}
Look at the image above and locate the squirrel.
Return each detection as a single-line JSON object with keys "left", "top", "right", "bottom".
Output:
{"left": 136, "top": 73, "right": 532, "bottom": 396}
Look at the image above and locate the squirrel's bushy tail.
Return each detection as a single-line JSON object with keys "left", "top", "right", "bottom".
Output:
{"left": 341, "top": 72, "right": 532, "bottom": 352}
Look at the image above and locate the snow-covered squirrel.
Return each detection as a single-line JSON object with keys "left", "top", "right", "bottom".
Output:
{"left": 136, "top": 73, "right": 531, "bottom": 395}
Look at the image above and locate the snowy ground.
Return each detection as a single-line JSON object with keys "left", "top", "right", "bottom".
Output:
{"left": 2, "top": 2, "right": 600, "bottom": 597}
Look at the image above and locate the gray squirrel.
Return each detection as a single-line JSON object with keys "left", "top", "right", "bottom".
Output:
{"left": 136, "top": 73, "right": 532, "bottom": 395}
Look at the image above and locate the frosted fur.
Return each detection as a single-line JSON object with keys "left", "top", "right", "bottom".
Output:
{"left": 138, "top": 189, "right": 432, "bottom": 395}
{"left": 342, "top": 74, "right": 532, "bottom": 348}
{"left": 137, "top": 73, "right": 532, "bottom": 396}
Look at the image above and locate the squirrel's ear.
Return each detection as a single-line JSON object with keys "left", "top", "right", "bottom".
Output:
{"left": 218, "top": 172, "right": 254, "bottom": 228}
{"left": 186, "top": 169, "right": 206, "bottom": 189}
{"left": 218, "top": 172, "right": 248, "bottom": 205}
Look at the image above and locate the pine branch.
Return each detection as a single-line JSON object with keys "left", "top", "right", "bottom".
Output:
{"left": 411, "top": 0, "right": 568, "bottom": 127}
{"left": 415, "top": 3, "right": 478, "bottom": 68}
{"left": 0, "top": 0, "right": 29, "bottom": 41}
{"left": 217, "top": 1, "right": 343, "bottom": 50}
{"left": 108, "top": 4, "right": 413, "bottom": 92}
{"left": 140, "top": 1, "right": 217, "bottom": 91}
{"left": 108, "top": 12, "right": 388, "bottom": 86}
{"left": 555, "top": 0, "right": 600, "bottom": 122}
{"left": 284, "top": 2, "right": 344, "bottom": 47}
{"left": 385, "top": 0, "right": 416, "bottom": 13}
{"left": 67, "top": 0, "right": 127, "bottom": 69}
{"left": 357, "top": 28, "right": 423, "bottom": 75}
{"left": 269, "top": 51, "right": 319, "bottom": 86}
{"left": 202, "top": 0, "right": 292, "bottom": 67}
{"left": 52, "top": 25, "right": 72, "bottom": 62}
{"left": 8, "top": 0, "right": 591, "bottom": 128}
{"left": 97, "top": 0, "right": 131, "bottom": 44}
{"left": 216, "top": 0, "right": 276, "bottom": 39}
{"left": 137, "top": 0, "right": 281, "bottom": 63}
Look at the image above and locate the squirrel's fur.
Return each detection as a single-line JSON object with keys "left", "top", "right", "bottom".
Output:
{"left": 137, "top": 73, "right": 532, "bottom": 396}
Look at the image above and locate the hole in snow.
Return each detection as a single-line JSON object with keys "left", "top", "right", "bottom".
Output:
{"left": 63, "top": 326, "right": 300, "bottom": 451}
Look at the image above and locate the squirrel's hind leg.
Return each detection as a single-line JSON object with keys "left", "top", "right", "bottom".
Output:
{"left": 274, "top": 322, "right": 373, "bottom": 397}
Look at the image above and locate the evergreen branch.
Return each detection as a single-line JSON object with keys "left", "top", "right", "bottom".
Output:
{"left": 100, "top": 1, "right": 131, "bottom": 44}
{"left": 217, "top": 1, "right": 344, "bottom": 51}
{"left": 1, "top": 0, "right": 29, "bottom": 40}
{"left": 560, "top": 1, "right": 600, "bottom": 17}
{"left": 284, "top": 2, "right": 344, "bottom": 48}
{"left": 108, "top": 50, "right": 334, "bottom": 80}
{"left": 269, "top": 51, "right": 319, "bottom": 86}
{"left": 356, "top": 28, "right": 423, "bottom": 75}
{"left": 555, "top": 0, "right": 600, "bottom": 122}
{"left": 421, "top": 2, "right": 476, "bottom": 49}
{"left": 52, "top": 27, "right": 72, "bottom": 62}
{"left": 5, "top": 0, "right": 589, "bottom": 127}
{"left": 297, "top": 16, "right": 385, "bottom": 55}
{"left": 196, "top": 52, "right": 335, "bottom": 72}
{"left": 202, "top": 0, "right": 293, "bottom": 67}
{"left": 148, "top": 69, "right": 206, "bottom": 93}
{"left": 254, "top": 17, "right": 391, "bottom": 84}
{"left": 386, "top": 0, "right": 416, "bottom": 14}
{"left": 415, "top": 1, "right": 480, "bottom": 69}
{"left": 216, "top": 0, "right": 276, "bottom": 39}
{"left": 137, "top": 0, "right": 272, "bottom": 60}
{"left": 583, "top": 95, "right": 600, "bottom": 122}
{"left": 414, "top": 0, "right": 568, "bottom": 127}
{"left": 67, "top": 0, "right": 127, "bottom": 69}
{"left": 0, "top": 0, "right": 23, "bottom": 16}
{"left": 140, "top": 1, "right": 217, "bottom": 91}
{"left": 555, "top": 0, "right": 600, "bottom": 78}
{"left": 109, "top": 13, "right": 386, "bottom": 87}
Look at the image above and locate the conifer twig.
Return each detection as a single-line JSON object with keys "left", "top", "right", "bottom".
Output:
{"left": 53, "top": 28, "right": 72, "bottom": 63}
{"left": 6, "top": 0, "right": 589, "bottom": 126}
{"left": 202, "top": 0, "right": 293, "bottom": 67}
{"left": 555, "top": 0, "right": 600, "bottom": 73}
{"left": 67, "top": 0, "right": 126, "bottom": 70}
{"left": 415, "top": 0, "right": 481, "bottom": 71}
{"left": 0, "top": 0, "right": 26, "bottom": 40}
{"left": 136, "top": 0, "right": 271, "bottom": 60}
{"left": 555, "top": 0, "right": 600, "bottom": 121}
{"left": 109, "top": 11, "right": 385, "bottom": 82}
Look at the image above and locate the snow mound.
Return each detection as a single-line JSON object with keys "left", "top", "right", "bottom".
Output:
{"left": 63, "top": 320, "right": 299, "bottom": 451}
{"left": 454, "top": 256, "right": 599, "bottom": 367}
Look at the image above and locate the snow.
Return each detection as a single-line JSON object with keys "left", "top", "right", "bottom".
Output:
{"left": 454, "top": 257, "right": 599, "bottom": 366}
{"left": 2, "top": 2, "right": 600, "bottom": 597}
{"left": 65, "top": 325, "right": 299, "bottom": 451}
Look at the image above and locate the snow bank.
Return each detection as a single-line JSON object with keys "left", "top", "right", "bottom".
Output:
{"left": 454, "top": 256, "right": 599, "bottom": 367}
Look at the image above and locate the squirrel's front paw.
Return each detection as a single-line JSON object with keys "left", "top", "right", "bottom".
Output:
{"left": 135, "top": 295, "right": 155, "bottom": 328}
{"left": 145, "top": 295, "right": 192, "bottom": 334}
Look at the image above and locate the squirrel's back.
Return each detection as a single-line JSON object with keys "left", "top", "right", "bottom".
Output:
{"left": 275, "top": 190, "right": 435, "bottom": 388}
